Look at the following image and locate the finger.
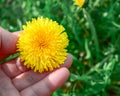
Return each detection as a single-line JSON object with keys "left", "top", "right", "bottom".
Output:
{"left": 2, "top": 54, "right": 72, "bottom": 78}
{"left": 0, "top": 69, "right": 20, "bottom": 96}
{"left": 12, "top": 54, "right": 72, "bottom": 91}
{"left": 2, "top": 57, "right": 28, "bottom": 78}
{"left": 61, "top": 54, "right": 72, "bottom": 68}
{"left": 0, "top": 27, "right": 18, "bottom": 60}
{"left": 13, "top": 70, "right": 50, "bottom": 91}
{"left": 20, "top": 68, "right": 69, "bottom": 96}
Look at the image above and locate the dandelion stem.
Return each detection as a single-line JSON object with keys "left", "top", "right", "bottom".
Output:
{"left": 0, "top": 53, "right": 20, "bottom": 64}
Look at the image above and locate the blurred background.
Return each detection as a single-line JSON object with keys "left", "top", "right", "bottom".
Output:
{"left": 0, "top": 0, "right": 120, "bottom": 96}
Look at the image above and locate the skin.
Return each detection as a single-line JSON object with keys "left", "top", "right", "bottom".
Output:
{"left": 0, "top": 27, "right": 72, "bottom": 96}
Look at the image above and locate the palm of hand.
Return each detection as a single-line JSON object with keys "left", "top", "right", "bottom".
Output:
{"left": 0, "top": 56, "right": 71, "bottom": 96}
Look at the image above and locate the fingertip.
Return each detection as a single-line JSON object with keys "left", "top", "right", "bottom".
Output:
{"left": 61, "top": 54, "right": 73, "bottom": 68}
{"left": 48, "top": 67, "right": 69, "bottom": 91}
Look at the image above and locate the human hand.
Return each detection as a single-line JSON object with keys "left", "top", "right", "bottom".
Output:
{"left": 0, "top": 27, "right": 72, "bottom": 96}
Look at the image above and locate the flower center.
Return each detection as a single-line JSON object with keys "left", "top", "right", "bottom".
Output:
{"left": 38, "top": 41, "right": 48, "bottom": 49}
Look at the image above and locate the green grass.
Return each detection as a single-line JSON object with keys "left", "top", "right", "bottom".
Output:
{"left": 0, "top": 0, "right": 120, "bottom": 96}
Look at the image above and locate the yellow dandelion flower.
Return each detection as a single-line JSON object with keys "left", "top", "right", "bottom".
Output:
{"left": 74, "top": 0, "right": 85, "bottom": 7}
{"left": 17, "top": 17, "right": 69, "bottom": 73}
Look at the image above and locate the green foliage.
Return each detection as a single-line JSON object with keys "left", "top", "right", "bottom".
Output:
{"left": 0, "top": 0, "right": 120, "bottom": 95}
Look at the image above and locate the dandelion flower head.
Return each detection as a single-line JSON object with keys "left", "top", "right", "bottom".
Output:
{"left": 17, "top": 17, "right": 69, "bottom": 73}
{"left": 74, "top": 0, "right": 85, "bottom": 7}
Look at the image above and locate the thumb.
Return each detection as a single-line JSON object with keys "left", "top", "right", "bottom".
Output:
{"left": 0, "top": 27, "right": 18, "bottom": 60}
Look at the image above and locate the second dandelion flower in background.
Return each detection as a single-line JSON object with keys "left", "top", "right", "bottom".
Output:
{"left": 73, "top": 0, "right": 85, "bottom": 7}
